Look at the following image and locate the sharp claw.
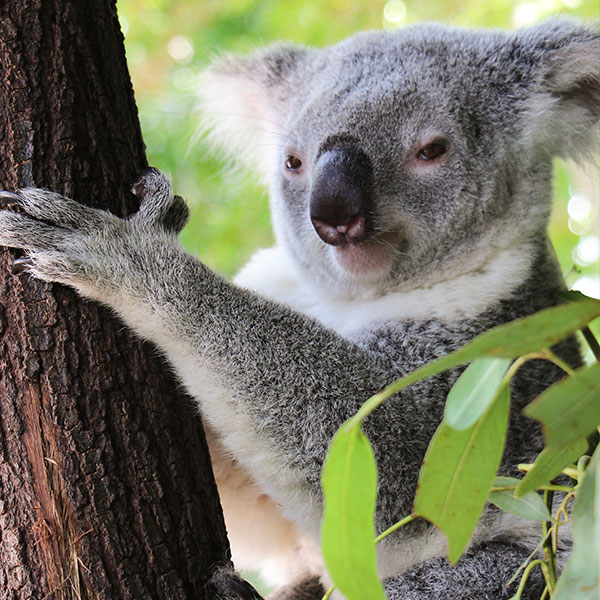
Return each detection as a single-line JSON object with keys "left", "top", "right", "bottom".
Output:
{"left": 0, "top": 191, "right": 21, "bottom": 201}
{"left": 0, "top": 190, "right": 26, "bottom": 214}
{"left": 131, "top": 167, "right": 162, "bottom": 199}
{"left": 13, "top": 257, "right": 33, "bottom": 273}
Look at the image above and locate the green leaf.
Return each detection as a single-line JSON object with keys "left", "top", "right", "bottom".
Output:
{"left": 350, "top": 298, "right": 600, "bottom": 428}
{"left": 465, "top": 298, "right": 600, "bottom": 359}
{"left": 516, "top": 440, "right": 588, "bottom": 498}
{"left": 524, "top": 362, "right": 600, "bottom": 453}
{"left": 489, "top": 476, "right": 551, "bottom": 522}
{"left": 445, "top": 357, "right": 512, "bottom": 430}
{"left": 516, "top": 363, "right": 600, "bottom": 497}
{"left": 413, "top": 385, "right": 510, "bottom": 564}
{"left": 556, "top": 290, "right": 595, "bottom": 303}
{"left": 552, "top": 444, "right": 600, "bottom": 600}
{"left": 321, "top": 423, "right": 386, "bottom": 600}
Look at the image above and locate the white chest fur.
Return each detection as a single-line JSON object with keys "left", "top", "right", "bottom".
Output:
{"left": 234, "top": 244, "right": 533, "bottom": 338}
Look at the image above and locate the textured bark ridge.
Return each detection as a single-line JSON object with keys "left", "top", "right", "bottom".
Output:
{"left": 0, "top": 2, "right": 233, "bottom": 598}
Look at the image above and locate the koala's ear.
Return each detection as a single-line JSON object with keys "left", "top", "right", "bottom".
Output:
{"left": 197, "top": 44, "right": 310, "bottom": 183}
{"left": 523, "top": 21, "right": 600, "bottom": 160}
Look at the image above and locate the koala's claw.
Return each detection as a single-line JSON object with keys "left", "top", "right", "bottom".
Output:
{"left": 131, "top": 168, "right": 190, "bottom": 235}
{"left": 0, "top": 190, "right": 27, "bottom": 214}
{"left": 13, "top": 257, "right": 34, "bottom": 273}
{"left": 0, "top": 190, "right": 21, "bottom": 202}
{"left": 131, "top": 167, "right": 164, "bottom": 199}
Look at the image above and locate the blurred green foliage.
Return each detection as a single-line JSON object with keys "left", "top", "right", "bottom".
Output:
{"left": 117, "top": 0, "right": 599, "bottom": 292}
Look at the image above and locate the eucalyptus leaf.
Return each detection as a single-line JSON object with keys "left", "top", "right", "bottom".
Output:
{"left": 524, "top": 362, "right": 600, "bottom": 452}
{"left": 516, "top": 440, "right": 588, "bottom": 498}
{"left": 489, "top": 475, "right": 551, "bottom": 522}
{"left": 321, "top": 423, "right": 386, "bottom": 600}
{"left": 552, "top": 444, "right": 600, "bottom": 600}
{"left": 464, "top": 298, "right": 600, "bottom": 359}
{"left": 414, "top": 385, "right": 510, "bottom": 564}
{"left": 556, "top": 290, "right": 595, "bottom": 303}
{"left": 516, "top": 362, "right": 600, "bottom": 497}
{"left": 445, "top": 357, "right": 512, "bottom": 430}
{"left": 492, "top": 476, "right": 521, "bottom": 488}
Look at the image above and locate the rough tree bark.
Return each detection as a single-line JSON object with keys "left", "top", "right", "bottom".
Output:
{"left": 0, "top": 2, "right": 241, "bottom": 598}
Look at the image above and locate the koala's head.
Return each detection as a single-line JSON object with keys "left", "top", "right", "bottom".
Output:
{"left": 200, "top": 19, "right": 600, "bottom": 297}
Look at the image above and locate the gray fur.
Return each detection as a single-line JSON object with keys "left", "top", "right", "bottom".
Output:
{"left": 383, "top": 541, "right": 547, "bottom": 600}
{"left": 1, "top": 18, "right": 598, "bottom": 600}
{"left": 269, "top": 577, "right": 326, "bottom": 600}
{"left": 206, "top": 565, "right": 264, "bottom": 599}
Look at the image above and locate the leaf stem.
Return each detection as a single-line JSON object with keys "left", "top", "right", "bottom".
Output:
{"left": 505, "top": 529, "right": 553, "bottom": 588}
{"left": 512, "top": 560, "right": 548, "bottom": 599}
{"left": 495, "top": 350, "right": 568, "bottom": 400}
{"left": 538, "top": 484, "right": 573, "bottom": 494}
{"left": 517, "top": 462, "right": 534, "bottom": 472}
{"left": 539, "top": 484, "right": 573, "bottom": 493}
{"left": 320, "top": 513, "right": 424, "bottom": 599}
{"left": 502, "top": 353, "right": 543, "bottom": 383}
{"left": 581, "top": 325, "right": 600, "bottom": 362}
{"left": 553, "top": 491, "right": 575, "bottom": 554}
{"left": 489, "top": 484, "right": 572, "bottom": 493}
{"left": 542, "top": 491, "right": 557, "bottom": 591}
{"left": 561, "top": 467, "right": 580, "bottom": 480}
{"left": 375, "top": 513, "right": 417, "bottom": 544}
{"left": 345, "top": 350, "right": 472, "bottom": 429}
{"left": 540, "top": 348, "right": 576, "bottom": 377}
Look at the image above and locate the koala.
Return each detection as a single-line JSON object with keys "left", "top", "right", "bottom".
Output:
{"left": 1, "top": 17, "right": 599, "bottom": 600}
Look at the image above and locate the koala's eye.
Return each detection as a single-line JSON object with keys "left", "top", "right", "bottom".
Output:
{"left": 285, "top": 155, "right": 303, "bottom": 171}
{"left": 417, "top": 141, "right": 447, "bottom": 161}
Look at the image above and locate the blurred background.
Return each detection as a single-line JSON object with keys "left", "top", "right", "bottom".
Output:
{"left": 117, "top": 0, "right": 599, "bottom": 299}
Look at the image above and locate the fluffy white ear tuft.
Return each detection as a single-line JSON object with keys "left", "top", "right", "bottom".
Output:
{"left": 525, "top": 27, "right": 600, "bottom": 161}
{"left": 196, "top": 45, "right": 310, "bottom": 185}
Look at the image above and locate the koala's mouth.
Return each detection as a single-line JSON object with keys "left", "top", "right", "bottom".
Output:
{"left": 331, "top": 231, "right": 397, "bottom": 276}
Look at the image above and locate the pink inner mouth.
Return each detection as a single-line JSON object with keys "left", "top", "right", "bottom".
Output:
{"left": 333, "top": 234, "right": 396, "bottom": 275}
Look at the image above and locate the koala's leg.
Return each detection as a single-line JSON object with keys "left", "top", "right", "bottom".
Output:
{"left": 383, "top": 541, "right": 546, "bottom": 600}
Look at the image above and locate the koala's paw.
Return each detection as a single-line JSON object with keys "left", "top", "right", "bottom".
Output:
{"left": 0, "top": 170, "right": 188, "bottom": 298}
{"left": 205, "top": 565, "right": 264, "bottom": 600}
{"left": 0, "top": 189, "right": 108, "bottom": 288}
{"left": 131, "top": 167, "right": 189, "bottom": 234}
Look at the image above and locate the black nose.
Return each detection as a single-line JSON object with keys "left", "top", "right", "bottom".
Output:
{"left": 309, "top": 146, "right": 373, "bottom": 246}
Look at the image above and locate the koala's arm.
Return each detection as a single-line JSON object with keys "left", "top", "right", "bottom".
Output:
{"left": 0, "top": 173, "right": 443, "bottom": 526}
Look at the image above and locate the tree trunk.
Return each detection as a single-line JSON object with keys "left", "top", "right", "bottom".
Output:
{"left": 0, "top": 2, "right": 238, "bottom": 598}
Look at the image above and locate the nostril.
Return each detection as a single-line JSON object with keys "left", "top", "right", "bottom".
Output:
{"left": 338, "top": 215, "right": 366, "bottom": 243}
{"left": 311, "top": 214, "right": 367, "bottom": 246}
{"left": 311, "top": 217, "right": 346, "bottom": 246}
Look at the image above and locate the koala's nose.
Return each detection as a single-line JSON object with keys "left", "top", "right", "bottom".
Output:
{"left": 309, "top": 147, "right": 372, "bottom": 246}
